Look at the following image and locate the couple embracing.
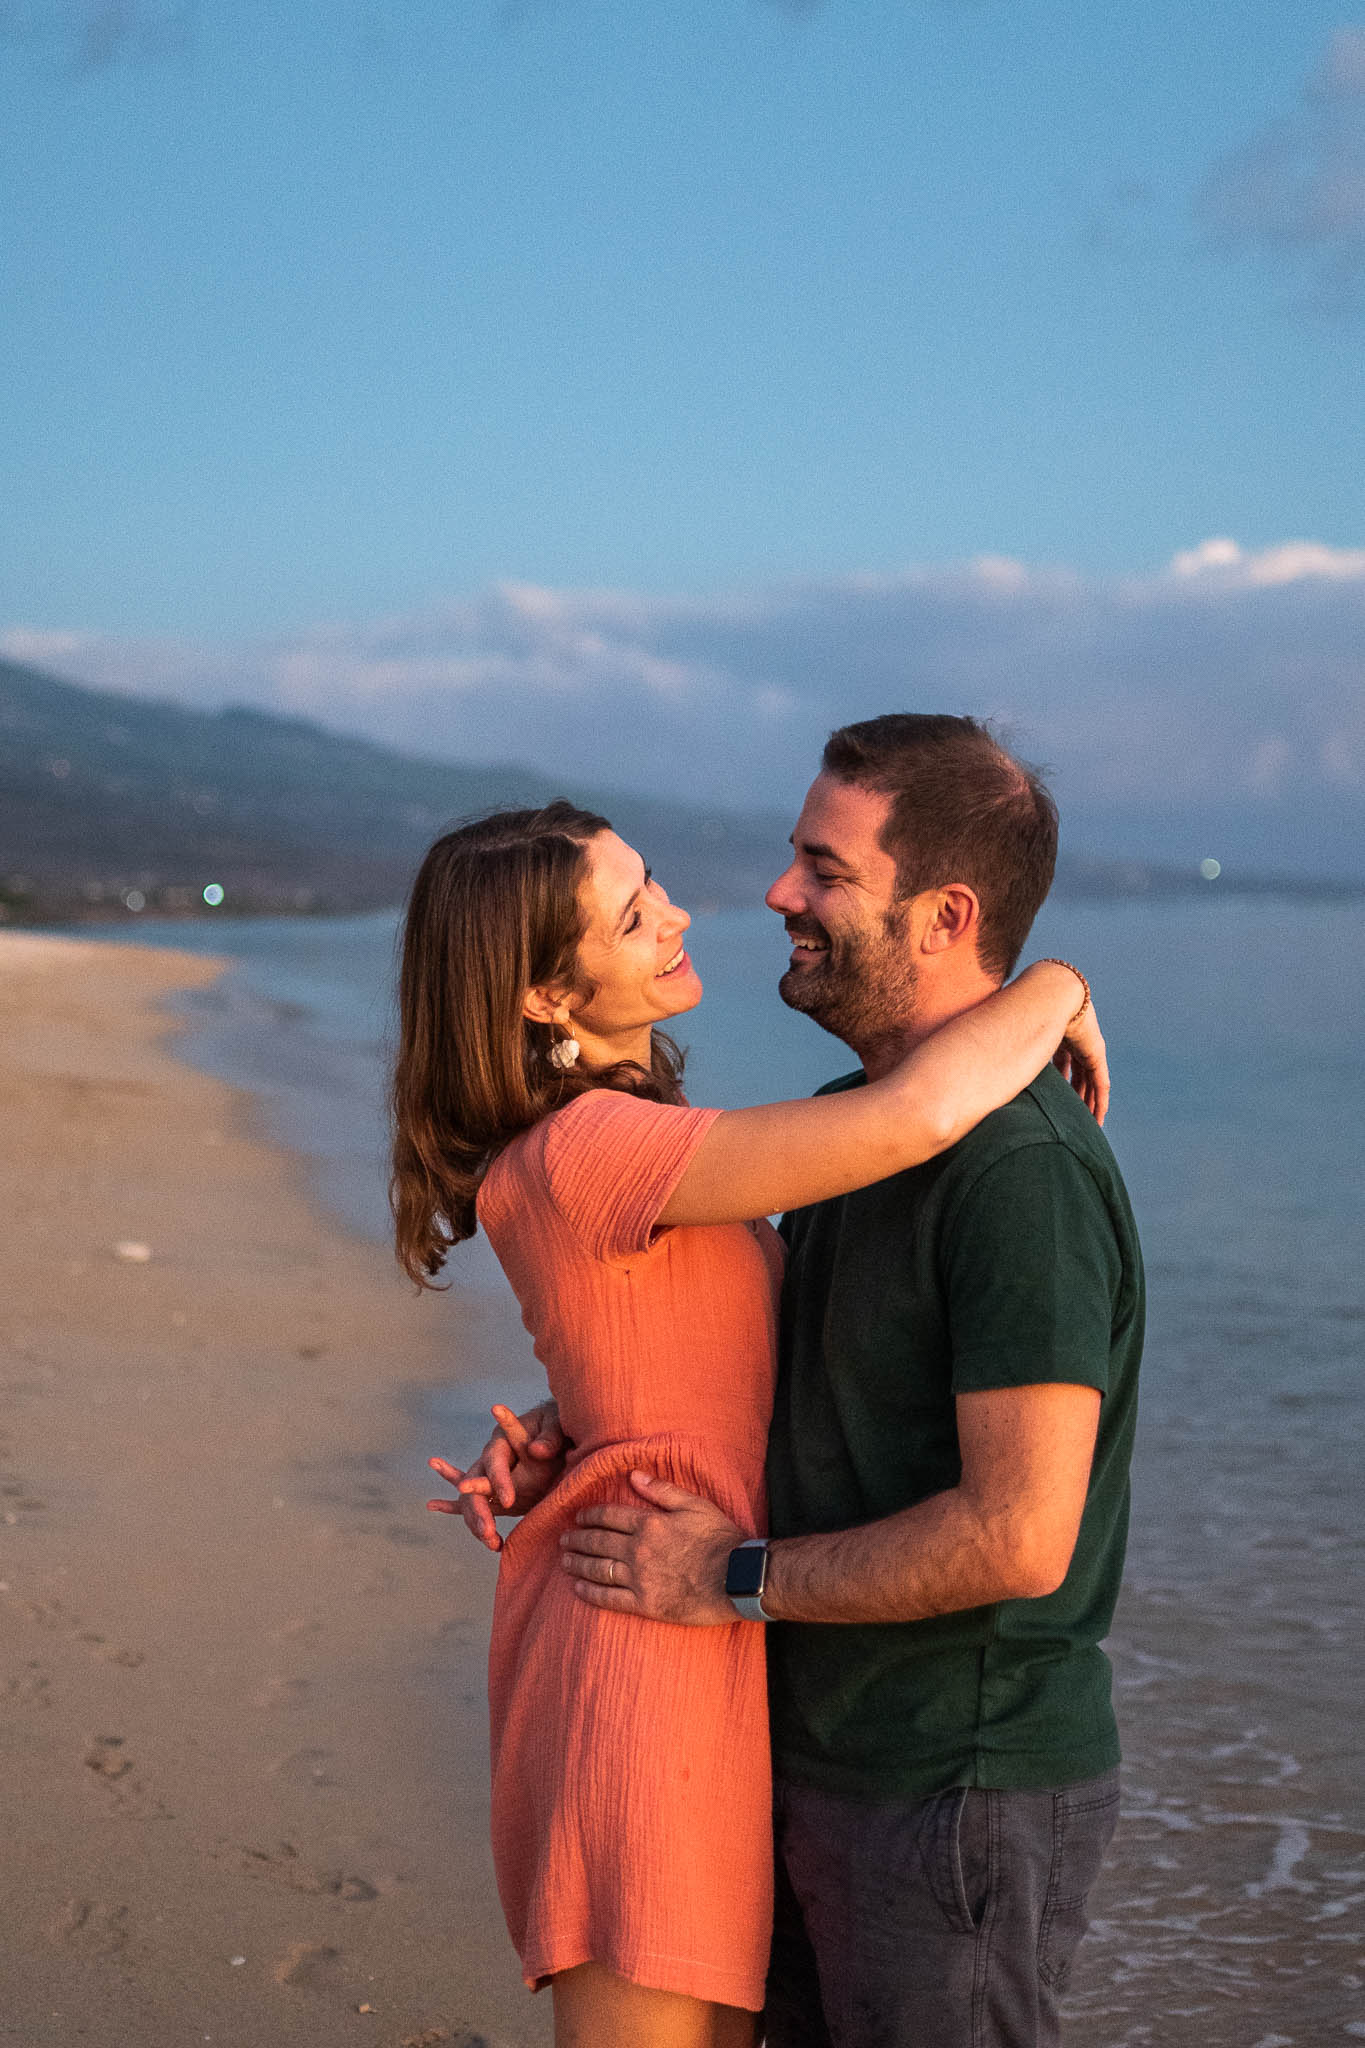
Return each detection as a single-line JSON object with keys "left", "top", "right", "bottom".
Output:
{"left": 393, "top": 713, "right": 1144, "bottom": 2048}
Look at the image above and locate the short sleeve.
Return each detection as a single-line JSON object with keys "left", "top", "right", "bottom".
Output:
{"left": 540, "top": 1090, "right": 722, "bottom": 1263}
{"left": 942, "top": 1142, "right": 1120, "bottom": 1396}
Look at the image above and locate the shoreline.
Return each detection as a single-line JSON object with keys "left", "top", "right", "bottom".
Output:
{"left": 0, "top": 934, "right": 547, "bottom": 2048}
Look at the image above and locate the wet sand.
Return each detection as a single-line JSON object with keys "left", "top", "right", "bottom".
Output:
{"left": 0, "top": 935, "right": 549, "bottom": 2048}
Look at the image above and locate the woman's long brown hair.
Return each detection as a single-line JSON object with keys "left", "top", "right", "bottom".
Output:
{"left": 390, "top": 801, "right": 686, "bottom": 1285}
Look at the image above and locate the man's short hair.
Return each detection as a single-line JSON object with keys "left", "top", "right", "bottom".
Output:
{"left": 822, "top": 714, "right": 1058, "bottom": 979}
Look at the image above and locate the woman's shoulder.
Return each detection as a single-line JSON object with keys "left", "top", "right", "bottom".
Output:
{"left": 541, "top": 1084, "right": 717, "bottom": 1173}
{"left": 484, "top": 1088, "right": 720, "bottom": 1263}
{"left": 477, "top": 1092, "right": 622, "bottom": 1210}
{"left": 481, "top": 1088, "right": 718, "bottom": 1228}
{"left": 486, "top": 1088, "right": 614, "bottom": 1169}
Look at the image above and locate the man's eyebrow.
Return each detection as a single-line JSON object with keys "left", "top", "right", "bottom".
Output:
{"left": 792, "top": 836, "right": 855, "bottom": 870}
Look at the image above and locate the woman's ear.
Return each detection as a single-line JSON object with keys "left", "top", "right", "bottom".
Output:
{"left": 522, "top": 986, "right": 571, "bottom": 1029}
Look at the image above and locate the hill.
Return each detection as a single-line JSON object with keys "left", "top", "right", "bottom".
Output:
{"left": 0, "top": 657, "right": 790, "bottom": 922}
{"left": 2, "top": 657, "right": 1358, "bottom": 924}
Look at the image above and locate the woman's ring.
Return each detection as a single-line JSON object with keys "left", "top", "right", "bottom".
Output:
{"left": 606, "top": 1560, "right": 615, "bottom": 1585}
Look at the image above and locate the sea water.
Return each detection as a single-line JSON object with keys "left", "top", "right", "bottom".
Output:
{"left": 110, "top": 896, "right": 1365, "bottom": 2045}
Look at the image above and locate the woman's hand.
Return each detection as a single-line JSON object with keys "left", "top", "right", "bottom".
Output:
{"left": 1053, "top": 999, "right": 1110, "bottom": 1126}
{"left": 427, "top": 1399, "right": 568, "bottom": 1552}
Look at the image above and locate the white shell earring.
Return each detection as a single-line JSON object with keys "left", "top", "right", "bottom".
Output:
{"left": 547, "top": 1028, "right": 581, "bottom": 1071}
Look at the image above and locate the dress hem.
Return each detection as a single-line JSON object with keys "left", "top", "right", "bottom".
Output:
{"left": 521, "top": 1945, "right": 765, "bottom": 2011}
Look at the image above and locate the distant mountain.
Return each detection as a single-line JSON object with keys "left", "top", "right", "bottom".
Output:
{"left": 1, "top": 657, "right": 1357, "bottom": 925}
{"left": 0, "top": 656, "right": 790, "bottom": 922}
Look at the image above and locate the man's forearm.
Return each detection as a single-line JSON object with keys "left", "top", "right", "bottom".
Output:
{"left": 762, "top": 1485, "right": 1065, "bottom": 1625}
{"left": 562, "top": 1387, "right": 1097, "bottom": 1626}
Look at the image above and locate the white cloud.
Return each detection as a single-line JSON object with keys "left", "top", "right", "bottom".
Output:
{"left": 8, "top": 539, "right": 1365, "bottom": 863}
{"left": 0, "top": 626, "right": 94, "bottom": 663}
{"left": 1168, "top": 537, "right": 1244, "bottom": 577}
{"left": 1165, "top": 536, "right": 1365, "bottom": 586}
{"left": 1196, "top": 27, "right": 1365, "bottom": 311}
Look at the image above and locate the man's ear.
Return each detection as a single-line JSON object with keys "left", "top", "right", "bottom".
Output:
{"left": 920, "top": 884, "right": 981, "bottom": 954}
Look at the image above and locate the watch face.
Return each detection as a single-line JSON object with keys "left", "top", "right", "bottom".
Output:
{"left": 725, "top": 1544, "right": 767, "bottom": 1599}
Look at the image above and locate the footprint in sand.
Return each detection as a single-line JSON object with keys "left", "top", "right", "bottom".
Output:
{"left": 4, "top": 1660, "right": 52, "bottom": 1707}
{"left": 78, "top": 1631, "right": 147, "bottom": 1667}
{"left": 21, "top": 1597, "right": 70, "bottom": 1630}
{"left": 14, "top": 1597, "right": 145, "bottom": 1668}
{"left": 273, "top": 1940, "right": 344, "bottom": 1993}
{"left": 83, "top": 1734, "right": 133, "bottom": 1781}
{"left": 81, "top": 1734, "right": 165, "bottom": 1815}
{"left": 47, "top": 1898, "right": 131, "bottom": 1953}
{"left": 96, "top": 1643, "right": 146, "bottom": 1668}
{"left": 271, "top": 1617, "right": 324, "bottom": 1644}
{"left": 241, "top": 1841, "right": 382, "bottom": 1902}
{"left": 397, "top": 2029, "right": 502, "bottom": 2048}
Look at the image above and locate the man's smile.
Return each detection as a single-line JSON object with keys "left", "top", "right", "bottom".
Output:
{"left": 785, "top": 923, "right": 830, "bottom": 965}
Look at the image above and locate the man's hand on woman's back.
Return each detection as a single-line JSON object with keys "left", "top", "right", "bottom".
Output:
{"left": 427, "top": 1399, "right": 568, "bottom": 1551}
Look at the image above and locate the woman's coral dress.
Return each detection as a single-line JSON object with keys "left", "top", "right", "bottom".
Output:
{"left": 477, "top": 1088, "right": 783, "bottom": 2011}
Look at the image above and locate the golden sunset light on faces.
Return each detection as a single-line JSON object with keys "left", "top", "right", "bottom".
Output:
{"left": 764, "top": 774, "right": 900, "bottom": 969}
{"left": 568, "top": 832, "right": 702, "bottom": 1064}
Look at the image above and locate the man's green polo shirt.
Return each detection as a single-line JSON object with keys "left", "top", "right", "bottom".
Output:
{"left": 766, "top": 1061, "right": 1144, "bottom": 1800}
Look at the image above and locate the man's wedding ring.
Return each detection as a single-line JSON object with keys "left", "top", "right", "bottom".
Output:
{"left": 606, "top": 1560, "right": 615, "bottom": 1584}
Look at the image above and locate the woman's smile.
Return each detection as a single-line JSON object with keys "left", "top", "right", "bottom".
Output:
{"left": 563, "top": 831, "right": 704, "bottom": 1066}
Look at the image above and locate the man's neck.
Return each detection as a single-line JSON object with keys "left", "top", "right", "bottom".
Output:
{"left": 852, "top": 973, "right": 1002, "bottom": 1084}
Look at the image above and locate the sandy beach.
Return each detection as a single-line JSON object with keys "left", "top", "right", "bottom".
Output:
{"left": 0, "top": 934, "right": 549, "bottom": 2048}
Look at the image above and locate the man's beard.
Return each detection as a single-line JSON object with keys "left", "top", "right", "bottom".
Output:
{"left": 778, "top": 903, "right": 920, "bottom": 1048}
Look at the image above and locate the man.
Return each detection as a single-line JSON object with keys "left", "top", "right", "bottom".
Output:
{"left": 443, "top": 714, "right": 1143, "bottom": 2048}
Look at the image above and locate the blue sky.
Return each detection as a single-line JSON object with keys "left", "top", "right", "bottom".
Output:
{"left": 3, "top": 1, "right": 1364, "bottom": 868}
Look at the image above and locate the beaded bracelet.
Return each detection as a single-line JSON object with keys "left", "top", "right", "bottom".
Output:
{"left": 1037, "top": 958, "right": 1091, "bottom": 1030}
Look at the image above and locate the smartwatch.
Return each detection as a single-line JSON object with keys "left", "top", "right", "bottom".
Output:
{"left": 724, "top": 1537, "right": 773, "bottom": 1622}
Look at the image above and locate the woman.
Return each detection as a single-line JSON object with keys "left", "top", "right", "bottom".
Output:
{"left": 392, "top": 801, "right": 1102, "bottom": 2048}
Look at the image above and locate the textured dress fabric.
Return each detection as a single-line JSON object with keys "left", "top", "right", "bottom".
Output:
{"left": 477, "top": 1087, "right": 783, "bottom": 2011}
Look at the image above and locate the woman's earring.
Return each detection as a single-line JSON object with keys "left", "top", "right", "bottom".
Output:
{"left": 547, "top": 1026, "right": 581, "bottom": 1071}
